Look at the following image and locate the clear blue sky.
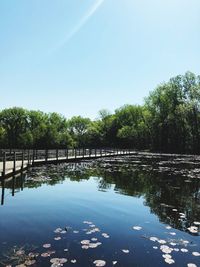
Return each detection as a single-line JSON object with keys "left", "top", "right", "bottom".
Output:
{"left": 0, "top": 0, "right": 199, "bottom": 119}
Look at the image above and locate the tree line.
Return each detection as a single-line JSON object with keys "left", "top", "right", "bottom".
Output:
{"left": 0, "top": 71, "right": 200, "bottom": 154}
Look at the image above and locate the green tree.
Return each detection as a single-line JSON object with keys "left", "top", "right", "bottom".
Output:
{"left": 68, "top": 116, "right": 91, "bottom": 147}
{"left": 0, "top": 107, "right": 28, "bottom": 148}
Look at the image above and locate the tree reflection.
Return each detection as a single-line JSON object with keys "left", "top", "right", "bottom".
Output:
{"left": 1, "top": 158, "right": 200, "bottom": 234}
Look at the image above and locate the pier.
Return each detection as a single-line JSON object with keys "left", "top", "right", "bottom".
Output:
{"left": 0, "top": 148, "right": 135, "bottom": 179}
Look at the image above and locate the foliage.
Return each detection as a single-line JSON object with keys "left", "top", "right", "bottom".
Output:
{"left": 0, "top": 72, "right": 200, "bottom": 153}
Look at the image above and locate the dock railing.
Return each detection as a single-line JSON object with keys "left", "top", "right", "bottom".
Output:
{"left": 0, "top": 148, "right": 135, "bottom": 179}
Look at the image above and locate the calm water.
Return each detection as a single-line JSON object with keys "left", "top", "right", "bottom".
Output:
{"left": 0, "top": 154, "right": 200, "bottom": 267}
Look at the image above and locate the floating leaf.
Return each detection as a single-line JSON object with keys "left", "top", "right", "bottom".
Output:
{"left": 54, "top": 237, "right": 61, "bottom": 241}
{"left": 16, "top": 250, "right": 25, "bottom": 256}
{"left": 82, "top": 245, "right": 89, "bottom": 249}
{"left": 81, "top": 240, "right": 90, "bottom": 245}
{"left": 102, "top": 233, "right": 110, "bottom": 238}
{"left": 60, "top": 230, "right": 67, "bottom": 234}
{"left": 181, "top": 248, "right": 188, "bottom": 253}
{"left": 43, "top": 244, "right": 51, "bottom": 248}
{"left": 192, "top": 252, "right": 200, "bottom": 256}
{"left": 164, "top": 258, "right": 175, "bottom": 264}
{"left": 162, "top": 254, "right": 172, "bottom": 259}
{"left": 160, "top": 245, "right": 173, "bottom": 254}
{"left": 187, "top": 226, "right": 198, "bottom": 234}
{"left": 24, "top": 260, "right": 36, "bottom": 266}
{"left": 89, "top": 243, "right": 99, "bottom": 248}
{"left": 41, "top": 252, "right": 50, "bottom": 257}
{"left": 169, "top": 232, "right": 176, "bottom": 236}
{"left": 150, "top": 237, "right": 158, "bottom": 242}
{"left": 54, "top": 228, "right": 62, "bottom": 233}
{"left": 93, "top": 260, "right": 106, "bottom": 266}
{"left": 173, "top": 248, "right": 179, "bottom": 252}
{"left": 132, "top": 226, "right": 142, "bottom": 231}
{"left": 158, "top": 239, "right": 166, "bottom": 244}
{"left": 122, "top": 249, "right": 129, "bottom": 254}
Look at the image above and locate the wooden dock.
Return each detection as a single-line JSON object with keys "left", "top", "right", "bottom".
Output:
{"left": 0, "top": 148, "right": 135, "bottom": 179}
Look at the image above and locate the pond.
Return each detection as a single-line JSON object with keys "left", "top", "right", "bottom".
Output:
{"left": 0, "top": 154, "right": 200, "bottom": 267}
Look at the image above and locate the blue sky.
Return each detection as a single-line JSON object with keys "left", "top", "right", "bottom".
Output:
{"left": 0, "top": 0, "right": 199, "bottom": 119}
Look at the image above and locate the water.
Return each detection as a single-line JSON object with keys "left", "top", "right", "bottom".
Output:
{"left": 0, "top": 155, "right": 200, "bottom": 267}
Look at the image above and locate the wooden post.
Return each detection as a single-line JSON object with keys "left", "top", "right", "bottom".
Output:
{"left": 28, "top": 150, "right": 30, "bottom": 166}
{"left": 32, "top": 149, "right": 35, "bottom": 164}
{"left": 13, "top": 152, "right": 16, "bottom": 174}
{"left": 1, "top": 180, "right": 5, "bottom": 205}
{"left": 20, "top": 173, "right": 25, "bottom": 191}
{"left": 56, "top": 149, "right": 59, "bottom": 161}
{"left": 12, "top": 176, "right": 15, "bottom": 196}
{"left": 75, "top": 148, "right": 77, "bottom": 159}
{"left": 2, "top": 152, "right": 6, "bottom": 177}
{"left": 21, "top": 151, "right": 24, "bottom": 171}
{"left": 45, "top": 149, "right": 48, "bottom": 162}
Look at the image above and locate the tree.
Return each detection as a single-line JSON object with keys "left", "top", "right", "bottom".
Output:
{"left": 0, "top": 71, "right": 199, "bottom": 153}
{"left": 0, "top": 107, "right": 28, "bottom": 148}
{"left": 68, "top": 116, "right": 91, "bottom": 147}
{"left": 145, "top": 72, "right": 200, "bottom": 153}
{"left": 115, "top": 105, "right": 149, "bottom": 149}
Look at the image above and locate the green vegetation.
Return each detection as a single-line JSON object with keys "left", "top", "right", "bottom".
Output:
{"left": 0, "top": 71, "right": 200, "bottom": 153}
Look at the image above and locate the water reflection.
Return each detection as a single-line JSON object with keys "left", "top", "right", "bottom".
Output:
{"left": 1, "top": 156, "right": 200, "bottom": 236}
{"left": 1, "top": 179, "right": 5, "bottom": 205}
{"left": 0, "top": 172, "right": 26, "bottom": 205}
{"left": 0, "top": 155, "right": 200, "bottom": 267}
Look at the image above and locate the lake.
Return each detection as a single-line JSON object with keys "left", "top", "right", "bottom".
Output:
{"left": 0, "top": 153, "right": 200, "bottom": 267}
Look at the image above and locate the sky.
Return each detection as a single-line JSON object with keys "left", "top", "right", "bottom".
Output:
{"left": 0, "top": 0, "right": 199, "bottom": 119}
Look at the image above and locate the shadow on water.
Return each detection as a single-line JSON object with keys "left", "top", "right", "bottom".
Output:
{"left": 1, "top": 155, "right": 200, "bottom": 234}
{"left": 0, "top": 172, "right": 26, "bottom": 206}
{"left": 0, "top": 154, "right": 200, "bottom": 267}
